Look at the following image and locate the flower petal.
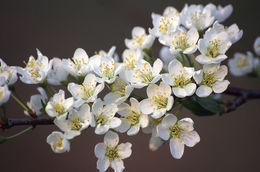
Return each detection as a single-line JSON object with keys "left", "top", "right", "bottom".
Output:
{"left": 170, "top": 138, "right": 184, "bottom": 159}
{"left": 182, "top": 131, "right": 200, "bottom": 147}
{"left": 196, "top": 85, "right": 212, "bottom": 97}
{"left": 156, "top": 124, "right": 170, "bottom": 141}
{"left": 212, "top": 80, "right": 230, "bottom": 93}
{"left": 118, "top": 142, "right": 132, "bottom": 159}
{"left": 104, "top": 131, "right": 119, "bottom": 147}
{"left": 97, "top": 158, "right": 109, "bottom": 172}
{"left": 94, "top": 143, "right": 106, "bottom": 159}
{"left": 111, "top": 159, "right": 125, "bottom": 172}
{"left": 139, "top": 99, "right": 153, "bottom": 115}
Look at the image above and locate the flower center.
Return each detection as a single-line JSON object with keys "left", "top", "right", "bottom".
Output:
{"left": 95, "top": 112, "right": 108, "bottom": 126}
{"left": 79, "top": 83, "right": 95, "bottom": 100}
{"left": 172, "top": 32, "right": 190, "bottom": 50}
{"left": 235, "top": 56, "right": 248, "bottom": 69}
{"left": 158, "top": 17, "right": 174, "bottom": 33}
{"left": 53, "top": 103, "right": 64, "bottom": 114}
{"left": 152, "top": 94, "right": 168, "bottom": 109}
{"left": 169, "top": 123, "right": 183, "bottom": 138}
{"left": 53, "top": 135, "right": 63, "bottom": 148}
{"left": 201, "top": 71, "right": 217, "bottom": 87}
{"left": 205, "top": 39, "right": 221, "bottom": 58}
{"left": 68, "top": 113, "right": 83, "bottom": 131}
{"left": 190, "top": 11, "right": 202, "bottom": 27}
{"left": 99, "top": 61, "right": 115, "bottom": 80}
{"left": 24, "top": 57, "right": 42, "bottom": 78}
{"left": 105, "top": 146, "right": 119, "bottom": 161}
{"left": 123, "top": 54, "right": 136, "bottom": 70}
{"left": 121, "top": 110, "right": 140, "bottom": 126}
{"left": 171, "top": 73, "right": 191, "bottom": 88}
{"left": 133, "top": 63, "right": 153, "bottom": 83}
{"left": 111, "top": 78, "right": 127, "bottom": 94}
{"left": 132, "top": 34, "right": 145, "bottom": 45}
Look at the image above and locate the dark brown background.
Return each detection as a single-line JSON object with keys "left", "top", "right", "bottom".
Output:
{"left": 0, "top": 0, "right": 260, "bottom": 171}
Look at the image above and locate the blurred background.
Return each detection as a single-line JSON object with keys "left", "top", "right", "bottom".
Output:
{"left": 0, "top": 0, "right": 260, "bottom": 171}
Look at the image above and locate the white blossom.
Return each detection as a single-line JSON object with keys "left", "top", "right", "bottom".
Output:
{"left": 62, "top": 48, "right": 91, "bottom": 77}
{"left": 92, "top": 46, "right": 123, "bottom": 84}
{"left": 95, "top": 131, "right": 132, "bottom": 172}
{"left": 17, "top": 49, "right": 51, "bottom": 84}
{"left": 254, "top": 37, "right": 260, "bottom": 56}
{"left": 161, "top": 27, "right": 199, "bottom": 55}
{"left": 125, "top": 26, "right": 155, "bottom": 50}
{"left": 47, "top": 58, "right": 69, "bottom": 85}
{"left": 68, "top": 73, "right": 104, "bottom": 107}
{"left": 46, "top": 131, "right": 70, "bottom": 153}
{"left": 196, "top": 26, "right": 232, "bottom": 64}
{"left": 24, "top": 87, "right": 48, "bottom": 116}
{"left": 0, "top": 59, "right": 17, "bottom": 86}
{"left": 140, "top": 82, "right": 174, "bottom": 119}
{"left": 54, "top": 104, "right": 90, "bottom": 139}
{"left": 194, "top": 64, "right": 230, "bottom": 97}
{"left": 213, "top": 22, "right": 243, "bottom": 44}
{"left": 116, "top": 98, "right": 149, "bottom": 136}
{"left": 45, "top": 90, "right": 74, "bottom": 119}
{"left": 162, "top": 59, "right": 196, "bottom": 98}
{"left": 157, "top": 114, "right": 200, "bottom": 159}
{"left": 149, "top": 13, "right": 180, "bottom": 44}
{"left": 228, "top": 52, "right": 254, "bottom": 76}
{"left": 180, "top": 4, "right": 214, "bottom": 31}
{"left": 88, "top": 99, "right": 121, "bottom": 135}
{"left": 205, "top": 3, "right": 233, "bottom": 22}
{"left": 104, "top": 76, "right": 134, "bottom": 105}
{"left": 0, "top": 85, "right": 11, "bottom": 105}
{"left": 127, "top": 59, "right": 163, "bottom": 88}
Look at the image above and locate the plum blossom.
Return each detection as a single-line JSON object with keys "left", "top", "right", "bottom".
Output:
{"left": 0, "top": 85, "right": 11, "bottom": 105}
{"left": 54, "top": 104, "right": 90, "bottom": 139}
{"left": 95, "top": 131, "right": 132, "bottom": 172}
{"left": 116, "top": 98, "right": 149, "bottom": 136}
{"left": 127, "top": 59, "right": 163, "bottom": 88}
{"left": 125, "top": 26, "right": 155, "bottom": 50}
{"left": 0, "top": 59, "right": 17, "bottom": 86}
{"left": 194, "top": 64, "right": 230, "bottom": 97}
{"left": 47, "top": 58, "right": 69, "bottom": 85}
{"left": 196, "top": 26, "right": 232, "bottom": 64}
{"left": 162, "top": 59, "right": 196, "bottom": 98}
{"left": 157, "top": 114, "right": 200, "bottom": 159}
{"left": 24, "top": 87, "right": 48, "bottom": 116}
{"left": 228, "top": 52, "right": 255, "bottom": 77}
{"left": 140, "top": 82, "right": 174, "bottom": 119}
{"left": 180, "top": 4, "right": 214, "bottom": 31}
{"left": 45, "top": 90, "right": 74, "bottom": 119}
{"left": 17, "top": 49, "right": 51, "bottom": 84}
{"left": 87, "top": 99, "right": 121, "bottom": 135}
{"left": 46, "top": 131, "right": 70, "bottom": 153}
{"left": 62, "top": 48, "right": 91, "bottom": 77}
{"left": 205, "top": 3, "right": 233, "bottom": 22}
{"left": 68, "top": 73, "right": 104, "bottom": 107}
{"left": 92, "top": 47, "right": 123, "bottom": 84}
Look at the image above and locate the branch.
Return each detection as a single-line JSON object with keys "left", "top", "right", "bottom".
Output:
{"left": 1, "top": 116, "right": 54, "bottom": 130}
{"left": 224, "top": 86, "right": 260, "bottom": 113}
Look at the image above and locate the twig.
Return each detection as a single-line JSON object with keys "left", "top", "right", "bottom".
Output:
{"left": 224, "top": 86, "right": 260, "bottom": 113}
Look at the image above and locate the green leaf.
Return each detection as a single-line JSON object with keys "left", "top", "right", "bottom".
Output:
{"left": 195, "top": 96, "right": 225, "bottom": 115}
{"left": 180, "top": 95, "right": 224, "bottom": 116}
{"left": 0, "top": 135, "right": 7, "bottom": 144}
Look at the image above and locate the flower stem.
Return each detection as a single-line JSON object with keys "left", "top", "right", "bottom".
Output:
{"left": 11, "top": 94, "right": 29, "bottom": 111}
{"left": 190, "top": 54, "right": 200, "bottom": 70}
{"left": 6, "top": 126, "right": 33, "bottom": 141}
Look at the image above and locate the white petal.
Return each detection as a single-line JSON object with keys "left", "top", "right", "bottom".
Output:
{"left": 178, "top": 118, "right": 194, "bottom": 132}
{"left": 104, "top": 131, "right": 119, "bottom": 147}
{"left": 139, "top": 99, "right": 153, "bottom": 115}
{"left": 196, "top": 85, "right": 212, "bottom": 97}
{"left": 111, "top": 159, "right": 125, "bottom": 172}
{"left": 184, "top": 83, "right": 196, "bottom": 96}
{"left": 170, "top": 138, "right": 184, "bottom": 159}
{"left": 149, "top": 135, "right": 164, "bottom": 151}
{"left": 172, "top": 87, "right": 186, "bottom": 98}
{"left": 139, "top": 114, "right": 149, "bottom": 128}
{"left": 97, "top": 158, "right": 109, "bottom": 172}
{"left": 168, "top": 59, "right": 183, "bottom": 74}
{"left": 118, "top": 142, "right": 132, "bottom": 159}
{"left": 182, "top": 131, "right": 200, "bottom": 147}
{"left": 107, "top": 118, "right": 122, "bottom": 129}
{"left": 95, "top": 124, "right": 109, "bottom": 135}
{"left": 152, "top": 59, "right": 163, "bottom": 75}
{"left": 156, "top": 124, "right": 170, "bottom": 141}
{"left": 95, "top": 143, "right": 106, "bottom": 159}
{"left": 127, "top": 125, "right": 140, "bottom": 136}
{"left": 212, "top": 80, "right": 230, "bottom": 93}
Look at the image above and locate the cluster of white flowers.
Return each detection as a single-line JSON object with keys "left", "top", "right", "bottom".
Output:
{"left": 228, "top": 37, "right": 260, "bottom": 77}
{"left": 1, "top": 3, "right": 255, "bottom": 172}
